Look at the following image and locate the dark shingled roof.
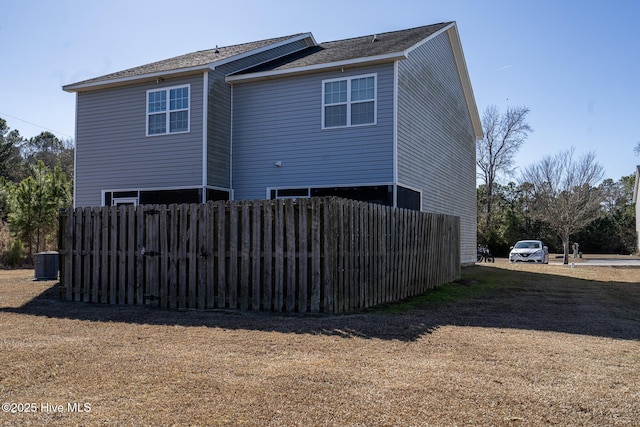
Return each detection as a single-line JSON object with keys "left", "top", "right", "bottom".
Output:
{"left": 65, "top": 34, "right": 306, "bottom": 88}
{"left": 238, "top": 22, "right": 452, "bottom": 74}
{"left": 65, "top": 22, "right": 452, "bottom": 89}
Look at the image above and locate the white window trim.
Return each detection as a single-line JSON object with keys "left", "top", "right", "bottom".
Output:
{"left": 321, "top": 73, "right": 377, "bottom": 129}
{"left": 268, "top": 187, "right": 311, "bottom": 200}
{"left": 112, "top": 197, "right": 139, "bottom": 206}
{"left": 146, "top": 84, "right": 191, "bottom": 136}
{"left": 395, "top": 183, "right": 423, "bottom": 210}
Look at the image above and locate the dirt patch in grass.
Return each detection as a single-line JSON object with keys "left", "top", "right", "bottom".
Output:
{"left": 0, "top": 263, "right": 638, "bottom": 426}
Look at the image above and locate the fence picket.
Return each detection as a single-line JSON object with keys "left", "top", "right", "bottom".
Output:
{"left": 251, "top": 201, "right": 261, "bottom": 311}
{"left": 240, "top": 201, "right": 250, "bottom": 311}
{"left": 323, "top": 199, "right": 334, "bottom": 314}
{"left": 102, "top": 207, "right": 110, "bottom": 304}
{"left": 285, "top": 199, "right": 296, "bottom": 312}
{"left": 200, "top": 202, "right": 212, "bottom": 309}
{"left": 298, "top": 199, "right": 308, "bottom": 313}
{"left": 228, "top": 201, "right": 238, "bottom": 309}
{"left": 168, "top": 205, "right": 178, "bottom": 309}
{"left": 274, "top": 200, "right": 284, "bottom": 312}
{"left": 310, "top": 198, "right": 321, "bottom": 313}
{"left": 91, "top": 207, "right": 101, "bottom": 303}
{"left": 188, "top": 204, "right": 198, "bottom": 309}
{"left": 159, "top": 205, "right": 168, "bottom": 308}
{"left": 73, "top": 208, "right": 83, "bottom": 302}
{"left": 206, "top": 203, "right": 216, "bottom": 308}
{"left": 262, "top": 200, "right": 273, "bottom": 311}
{"left": 117, "top": 206, "right": 126, "bottom": 304}
{"left": 217, "top": 202, "right": 226, "bottom": 308}
{"left": 127, "top": 205, "right": 136, "bottom": 305}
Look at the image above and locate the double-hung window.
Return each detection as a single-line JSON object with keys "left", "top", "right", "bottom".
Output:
{"left": 322, "top": 74, "right": 376, "bottom": 128}
{"left": 146, "top": 85, "right": 190, "bottom": 135}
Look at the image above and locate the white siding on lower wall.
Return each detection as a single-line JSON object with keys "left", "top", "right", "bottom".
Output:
{"left": 397, "top": 30, "right": 478, "bottom": 265}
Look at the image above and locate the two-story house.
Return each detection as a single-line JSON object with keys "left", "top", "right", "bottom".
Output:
{"left": 63, "top": 21, "right": 482, "bottom": 264}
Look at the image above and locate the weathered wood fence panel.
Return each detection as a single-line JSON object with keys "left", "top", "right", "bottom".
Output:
{"left": 58, "top": 197, "right": 460, "bottom": 314}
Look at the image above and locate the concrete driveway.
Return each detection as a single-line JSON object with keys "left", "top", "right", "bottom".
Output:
{"left": 549, "top": 256, "right": 640, "bottom": 266}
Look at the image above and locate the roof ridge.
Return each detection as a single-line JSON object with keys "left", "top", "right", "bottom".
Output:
{"left": 188, "top": 32, "right": 308, "bottom": 56}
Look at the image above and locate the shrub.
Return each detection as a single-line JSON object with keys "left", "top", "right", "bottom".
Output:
{"left": 5, "top": 238, "right": 24, "bottom": 267}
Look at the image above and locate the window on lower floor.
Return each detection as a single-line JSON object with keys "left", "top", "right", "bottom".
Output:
{"left": 397, "top": 186, "right": 421, "bottom": 211}
{"left": 139, "top": 188, "right": 200, "bottom": 205}
{"left": 103, "top": 187, "right": 230, "bottom": 206}
{"left": 206, "top": 188, "right": 231, "bottom": 202}
{"left": 270, "top": 185, "right": 393, "bottom": 206}
{"left": 270, "top": 188, "right": 311, "bottom": 199}
{"left": 311, "top": 185, "right": 392, "bottom": 205}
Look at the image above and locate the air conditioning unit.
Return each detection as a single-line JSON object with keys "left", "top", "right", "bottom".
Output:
{"left": 34, "top": 251, "right": 59, "bottom": 280}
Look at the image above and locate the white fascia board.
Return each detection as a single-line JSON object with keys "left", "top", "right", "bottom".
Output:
{"left": 62, "top": 66, "right": 208, "bottom": 93}
{"left": 445, "top": 24, "right": 483, "bottom": 140}
{"left": 62, "top": 66, "right": 210, "bottom": 93}
{"left": 225, "top": 52, "right": 407, "bottom": 83}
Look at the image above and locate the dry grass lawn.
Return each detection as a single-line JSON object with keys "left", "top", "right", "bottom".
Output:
{"left": 0, "top": 259, "right": 638, "bottom": 426}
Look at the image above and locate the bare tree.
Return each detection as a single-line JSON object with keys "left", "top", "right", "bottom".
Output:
{"left": 521, "top": 148, "right": 604, "bottom": 264}
{"left": 477, "top": 105, "right": 532, "bottom": 231}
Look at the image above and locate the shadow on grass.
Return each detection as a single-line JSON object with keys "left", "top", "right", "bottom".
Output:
{"left": 1, "top": 265, "right": 639, "bottom": 342}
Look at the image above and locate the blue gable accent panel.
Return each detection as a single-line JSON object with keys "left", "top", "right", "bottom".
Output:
{"left": 75, "top": 74, "right": 204, "bottom": 206}
{"left": 231, "top": 63, "right": 395, "bottom": 200}
{"left": 396, "top": 30, "right": 477, "bottom": 264}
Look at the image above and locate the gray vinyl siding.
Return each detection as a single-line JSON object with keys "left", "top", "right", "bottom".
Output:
{"left": 207, "top": 38, "right": 312, "bottom": 189}
{"left": 396, "top": 30, "right": 477, "bottom": 264}
{"left": 74, "top": 38, "right": 311, "bottom": 205}
{"left": 75, "top": 74, "right": 204, "bottom": 206}
{"left": 231, "top": 64, "right": 395, "bottom": 200}
{"left": 207, "top": 69, "right": 231, "bottom": 188}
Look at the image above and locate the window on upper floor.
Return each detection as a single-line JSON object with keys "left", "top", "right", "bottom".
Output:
{"left": 146, "top": 85, "right": 190, "bottom": 136}
{"left": 322, "top": 74, "right": 376, "bottom": 129}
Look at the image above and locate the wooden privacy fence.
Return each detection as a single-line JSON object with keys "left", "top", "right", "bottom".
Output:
{"left": 58, "top": 197, "right": 460, "bottom": 314}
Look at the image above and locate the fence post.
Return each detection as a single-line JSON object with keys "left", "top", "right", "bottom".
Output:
{"left": 57, "top": 209, "right": 68, "bottom": 294}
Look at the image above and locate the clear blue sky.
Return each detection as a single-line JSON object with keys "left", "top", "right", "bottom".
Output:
{"left": 1, "top": 0, "right": 638, "bottom": 182}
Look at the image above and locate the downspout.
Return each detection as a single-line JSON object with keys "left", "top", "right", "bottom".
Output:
{"left": 392, "top": 60, "right": 399, "bottom": 208}
{"left": 229, "top": 83, "right": 234, "bottom": 200}
{"left": 73, "top": 92, "right": 78, "bottom": 208}
{"left": 202, "top": 71, "right": 209, "bottom": 203}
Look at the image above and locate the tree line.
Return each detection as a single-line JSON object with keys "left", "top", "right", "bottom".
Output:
{"left": 0, "top": 109, "right": 637, "bottom": 266}
{"left": 477, "top": 106, "right": 636, "bottom": 262}
{"left": 0, "top": 117, "right": 73, "bottom": 265}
